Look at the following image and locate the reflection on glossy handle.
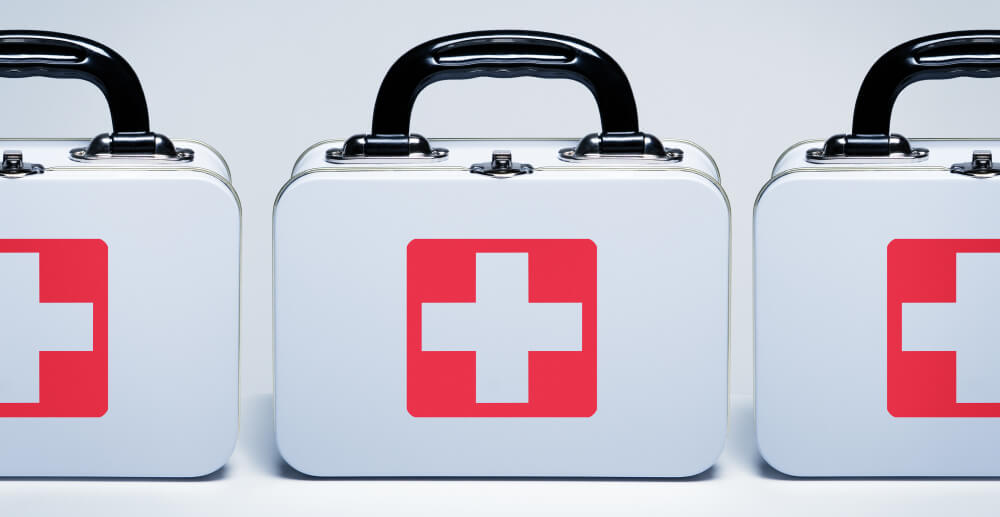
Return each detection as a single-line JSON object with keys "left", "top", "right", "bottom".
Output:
{"left": 0, "top": 30, "right": 150, "bottom": 134}
{"left": 370, "top": 30, "right": 640, "bottom": 138}
{"left": 853, "top": 30, "right": 1000, "bottom": 137}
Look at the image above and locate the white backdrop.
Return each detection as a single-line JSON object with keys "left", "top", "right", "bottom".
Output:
{"left": 2, "top": 0, "right": 1000, "bottom": 515}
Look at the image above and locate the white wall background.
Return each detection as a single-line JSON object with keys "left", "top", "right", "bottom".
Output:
{"left": 2, "top": 1, "right": 1000, "bottom": 515}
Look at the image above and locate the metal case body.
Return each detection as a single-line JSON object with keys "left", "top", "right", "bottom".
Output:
{"left": 274, "top": 138, "right": 730, "bottom": 477}
{"left": 0, "top": 139, "right": 240, "bottom": 477}
{"left": 756, "top": 138, "right": 1000, "bottom": 476}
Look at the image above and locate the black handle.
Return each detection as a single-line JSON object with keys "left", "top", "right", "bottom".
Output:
{"left": 0, "top": 30, "right": 183, "bottom": 156}
{"left": 357, "top": 30, "right": 654, "bottom": 156}
{"left": 373, "top": 30, "right": 639, "bottom": 136}
{"left": 827, "top": 31, "right": 1000, "bottom": 156}
{"left": 0, "top": 30, "right": 149, "bottom": 133}
{"left": 854, "top": 30, "right": 1000, "bottom": 136}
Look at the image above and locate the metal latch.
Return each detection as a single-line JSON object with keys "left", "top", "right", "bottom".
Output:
{"left": 470, "top": 150, "right": 533, "bottom": 178}
{"left": 951, "top": 150, "right": 1000, "bottom": 178}
{"left": 0, "top": 151, "right": 44, "bottom": 178}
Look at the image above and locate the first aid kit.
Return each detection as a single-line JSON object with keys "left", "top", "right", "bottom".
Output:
{"left": 273, "top": 30, "right": 730, "bottom": 477}
{"left": 755, "top": 30, "right": 1000, "bottom": 476}
{"left": 0, "top": 31, "right": 240, "bottom": 477}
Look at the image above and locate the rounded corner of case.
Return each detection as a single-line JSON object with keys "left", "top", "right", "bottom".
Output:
{"left": 180, "top": 458, "right": 231, "bottom": 480}
{"left": 274, "top": 436, "right": 320, "bottom": 478}
{"left": 678, "top": 171, "right": 731, "bottom": 215}
{"left": 183, "top": 421, "right": 240, "bottom": 479}
{"left": 189, "top": 170, "right": 242, "bottom": 213}
{"left": 177, "top": 139, "right": 232, "bottom": 173}
{"left": 676, "top": 457, "right": 720, "bottom": 480}
{"left": 684, "top": 437, "right": 728, "bottom": 479}
{"left": 273, "top": 170, "right": 316, "bottom": 212}
{"left": 292, "top": 139, "right": 338, "bottom": 171}
{"left": 754, "top": 429, "right": 807, "bottom": 478}
{"left": 754, "top": 172, "right": 796, "bottom": 212}
{"left": 672, "top": 139, "right": 721, "bottom": 176}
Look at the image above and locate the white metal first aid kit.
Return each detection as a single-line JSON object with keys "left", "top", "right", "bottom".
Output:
{"left": 0, "top": 31, "right": 240, "bottom": 477}
{"left": 756, "top": 31, "right": 1000, "bottom": 477}
{"left": 274, "top": 30, "right": 730, "bottom": 477}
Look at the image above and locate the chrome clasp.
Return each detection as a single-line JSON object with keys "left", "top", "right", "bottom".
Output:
{"left": 470, "top": 150, "right": 533, "bottom": 178}
{"left": 0, "top": 150, "right": 43, "bottom": 178}
{"left": 952, "top": 150, "right": 1000, "bottom": 178}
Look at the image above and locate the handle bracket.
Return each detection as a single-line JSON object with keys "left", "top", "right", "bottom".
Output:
{"left": 559, "top": 132, "right": 683, "bottom": 162}
{"left": 806, "top": 133, "right": 928, "bottom": 163}
{"left": 326, "top": 134, "right": 448, "bottom": 162}
{"left": 70, "top": 132, "right": 194, "bottom": 161}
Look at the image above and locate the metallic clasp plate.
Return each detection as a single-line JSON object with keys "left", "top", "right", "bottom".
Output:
{"left": 326, "top": 134, "right": 449, "bottom": 163}
{"left": 69, "top": 132, "right": 194, "bottom": 162}
{"left": 470, "top": 150, "right": 533, "bottom": 178}
{"left": 806, "top": 133, "right": 929, "bottom": 163}
{"left": 952, "top": 150, "right": 1000, "bottom": 178}
{"left": 558, "top": 132, "right": 683, "bottom": 162}
{"left": 0, "top": 150, "right": 43, "bottom": 178}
